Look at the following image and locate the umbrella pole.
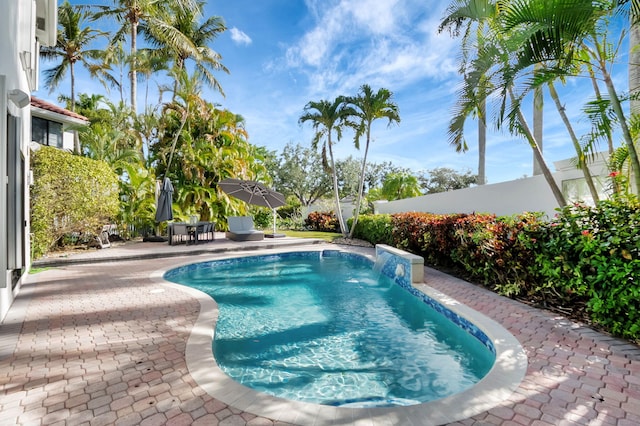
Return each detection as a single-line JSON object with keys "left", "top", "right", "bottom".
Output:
{"left": 272, "top": 208, "right": 276, "bottom": 235}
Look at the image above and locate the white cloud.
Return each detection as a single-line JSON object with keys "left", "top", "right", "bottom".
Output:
{"left": 284, "top": 0, "right": 459, "bottom": 98}
{"left": 344, "top": 0, "right": 402, "bottom": 34}
{"left": 229, "top": 27, "right": 252, "bottom": 45}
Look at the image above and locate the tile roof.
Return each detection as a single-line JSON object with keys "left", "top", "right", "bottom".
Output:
{"left": 30, "top": 96, "right": 89, "bottom": 122}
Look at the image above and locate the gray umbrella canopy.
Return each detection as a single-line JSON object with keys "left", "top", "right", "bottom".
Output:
{"left": 155, "top": 177, "right": 174, "bottom": 223}
{"left": 218, "top": 178, "right": 286, "bottom": 209}
{"left": 218, "top": 178, "right": 286, "bottom": 235}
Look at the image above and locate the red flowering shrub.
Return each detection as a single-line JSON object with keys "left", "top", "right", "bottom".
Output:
{"left": 305, "top": 211, "right": 340, "bottom": 232}
{"left": 390, "top": 212, "right": 466, "bottom": 266}
{"left": 449, "top": 212, "right": 545, "bottom": 292}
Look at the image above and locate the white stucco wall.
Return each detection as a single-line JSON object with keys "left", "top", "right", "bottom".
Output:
{"left": 373, "top": 153, "right": 611, "bottom": 220}
{"left": 0, "top": 0, "right": 54, "bottom": 321}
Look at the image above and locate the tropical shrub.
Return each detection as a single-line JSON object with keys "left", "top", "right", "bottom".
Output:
{"left": 353, "top": 204, "right": 640, "bottom": 342}
{"left": 529, "top": 201, "right": 640, "bottom": 340}
{"left": 350, "top": 214, "right": 393, "bottom": 245}
{"left": 117, "top": 163, "right": 156, "bottom": 239}
{"left": 31, "top": 146, "right": 120, "bottom": 258}
{"left": 305, "top": 211, "right": 339, "bottom": 232}
{"left": 391, "top": 212, "right": 466, "bottom": 267}
{"left": 252, "top": 209, "right": 272, "bottom": 229}
{"left": 450, "top": 212, "right": 546, "bottom": 293}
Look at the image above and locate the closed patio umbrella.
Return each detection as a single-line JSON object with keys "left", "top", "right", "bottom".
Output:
{"left": 218, "top": 178, "right": 286, "bottom": 237}
{"left": 155, "top": 177, "right": 174, "bottom": 223}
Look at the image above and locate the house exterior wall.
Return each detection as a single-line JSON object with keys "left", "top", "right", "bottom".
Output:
{"left": 1, "top": 0, "right": 56, "bottom": 322}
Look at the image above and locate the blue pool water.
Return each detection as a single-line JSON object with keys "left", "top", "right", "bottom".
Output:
{"left": 165, "top": 251, "right": 495, "bottom": 407}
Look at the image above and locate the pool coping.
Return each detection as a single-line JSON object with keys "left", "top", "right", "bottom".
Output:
{"left": 151, "top": 246, "right": 528, "bottom": 425}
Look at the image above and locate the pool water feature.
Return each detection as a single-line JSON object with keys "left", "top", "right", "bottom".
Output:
{"left": 164, "top": 249, "right": 496, "bottom": 407}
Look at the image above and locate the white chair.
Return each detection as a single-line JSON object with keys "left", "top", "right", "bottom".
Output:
{"left": 225, "top": 216, "right": 264, "bottom": 241}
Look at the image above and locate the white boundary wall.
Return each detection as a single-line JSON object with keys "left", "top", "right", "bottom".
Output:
{"left": 373, "top": 154, "right": 611, "bottom": 220}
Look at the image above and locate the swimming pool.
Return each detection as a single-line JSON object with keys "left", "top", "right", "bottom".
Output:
{"left": 156, "top": 246, "right": 527, "bottom": 424}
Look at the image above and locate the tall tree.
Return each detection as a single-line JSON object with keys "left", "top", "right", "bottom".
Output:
{"left": 299, "top": 97, "right": 353, "bottom": 236}
{"left": 439, "top": 0, "right": 495, "bottom": 186}
{"left": 144, "top": 0, "right": 229, "bottom": 95}
{"left": 442, "top": 0, "right": 567, "bottom": 206}
{"left": 420, "top": 167, "right": 477, "bottom": 193}
{"left": 41, "top": 1, "right": 115, "bottom": 113}
{"left": 500, "top": 0, "right": 640, "bottom": 195}
{"left": 381, "top": 172, "right": 422, "bottom": 201}
{"left": 92, "top": 0, "right": 199, "bottom": 112}
{"left": 346, "top": 84, "right": 400, "bottom": 238}
{"left": 274, "top": 142, "right": 332, "bottom": 207}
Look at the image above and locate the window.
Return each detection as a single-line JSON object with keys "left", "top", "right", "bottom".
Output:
{"left": 32, "top": 116, "right": 63, "bottom": 148}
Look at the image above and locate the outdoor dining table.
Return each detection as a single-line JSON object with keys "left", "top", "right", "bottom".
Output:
{"left": 169, "top": 221, "right": 215, "bottom": 245}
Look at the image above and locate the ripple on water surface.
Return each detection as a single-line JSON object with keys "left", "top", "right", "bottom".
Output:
{"left": 167, "top": 254, "right": 495, "bottom": 406}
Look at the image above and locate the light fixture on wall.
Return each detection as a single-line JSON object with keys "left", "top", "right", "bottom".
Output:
{"left": 8, "top": 89, "right": 30, "bottom": 108}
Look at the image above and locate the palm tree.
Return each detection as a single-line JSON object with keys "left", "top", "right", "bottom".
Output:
{"left": 80, "top": 124, "right": 143, "bottom": 174}
{"left": 500, "top": 0, "right": 640, "bottom": 195}
{"left": 381, "top": 172, "right": 422, "bottom": 201}
{"left": 439, "top": 0, "right": 496, "bottom": 186}
{"left": 299, "top": 98, "right": 353, "bottom": 236}
{"left": 443, "top": 1, "right": 568, "bottom": 206}
{"left": 135, "top": 48, "right": 169, "bottom": 107}
{"left": 621, "top": 1, "right": 640, "bottom": 119}
{"left": 547, "top": 81, "right": 600, "bottom": 203}
{"left": 40, "top": 1, "right": 114, "bottom": 112}
{"left": 143, "top": 1, "right": 229, "bottom": 96}
{"left": 532, "top": 68, "right": 544, "bottom": 176}
{"left": 92, "top": 0, "right": 199, "bottom": 112}
{"left": 347, "top": 84, "right": 400, "bottom": 238}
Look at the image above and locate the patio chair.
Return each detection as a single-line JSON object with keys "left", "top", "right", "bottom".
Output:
{"left": 199, "top": 222, "right": 215, "bottom": 242}
{"left": 169, "top": 223, "right": 189, "bottom": 245}
{"left": 204, "top": 222, "right": 215, "bottom": 241}
{"left": 225, "top": 216, "right": 264, "bottom": 241}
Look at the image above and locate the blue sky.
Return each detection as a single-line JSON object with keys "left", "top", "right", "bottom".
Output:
{"left": 36, "top": 0, "right": 628, "bottom": 184}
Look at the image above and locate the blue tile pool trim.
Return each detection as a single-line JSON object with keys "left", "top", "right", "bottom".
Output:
{"left": 164, "top": 249, "right": 495, "bottom": 355}
{"left": 372, "top": 248, "right": 495, "bottom": 355}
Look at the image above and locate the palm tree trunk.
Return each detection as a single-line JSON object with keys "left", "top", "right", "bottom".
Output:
{"left": 533, "top": 84, "right": 543, "bottom": 175}
{"left": 630, "top": 20, "right": 640, "bottom": 119}
{"left": 348, "top": 127, "right": 371, "bottom": 238}
{"left": 547, "top": 82, "right": 600, "bottom": 203}
{"left": 587, "top": 65, "right": 614, "bottom": 154}
{"left": 509, "top": 89, "right": 567, "bottom": 207}
{"left": 130, "top": 20, "right": 138, "bottom": 113}
{"left": 587, "top": 40, "right": 640, "bottom": 193}
{"left": 70, "top": 62, "right": 81, "bottom": 154}
{"left": 478, "top": 97, "right": 486, "bottom": 185}
{"left": 602, "top": 68, "right": 640, "bottom": 194}
{"left": 327, "top": 137, "right": 348, "bottom": 236}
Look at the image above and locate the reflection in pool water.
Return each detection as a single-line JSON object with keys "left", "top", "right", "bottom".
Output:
{"left": 164, "top": 251, "right": 496, "bottom": 407}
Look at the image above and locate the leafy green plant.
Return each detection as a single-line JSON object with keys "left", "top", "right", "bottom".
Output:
{"left": 31, "top": 146, "right": 120, "bottom": 258}
{"left": 450, "top": 212, "right": 546, "bottom": 293}
{"left": 530, "top": 200, "right": 640, "bottom": 339}
{"left": 350, "top": 214, "right": 393, "bottom": 245}
{"left": 391, "top": 212, "right": 466, "bottom": 267}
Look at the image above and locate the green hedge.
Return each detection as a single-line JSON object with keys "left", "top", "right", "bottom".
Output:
{"left": 352, "top": 203, "right": 640, "bottom": 342}
{"left": 31, "top": 147, "right": 120, "bottom": 258}
{"left": 528, "top": 201, "right": 640, "bottom": 339}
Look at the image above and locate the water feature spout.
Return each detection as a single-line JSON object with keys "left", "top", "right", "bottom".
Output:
{"left": 375, "top": 244, "right": 424, "bottom": 285}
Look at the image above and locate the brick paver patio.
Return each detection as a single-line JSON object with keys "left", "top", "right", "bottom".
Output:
{"left": 1, "top": 239, "right": 639, "bottom": 425}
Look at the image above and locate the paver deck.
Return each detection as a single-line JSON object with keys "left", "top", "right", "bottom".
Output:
{"left": 1, "top": 237, "right": 639, "bottom": 425}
